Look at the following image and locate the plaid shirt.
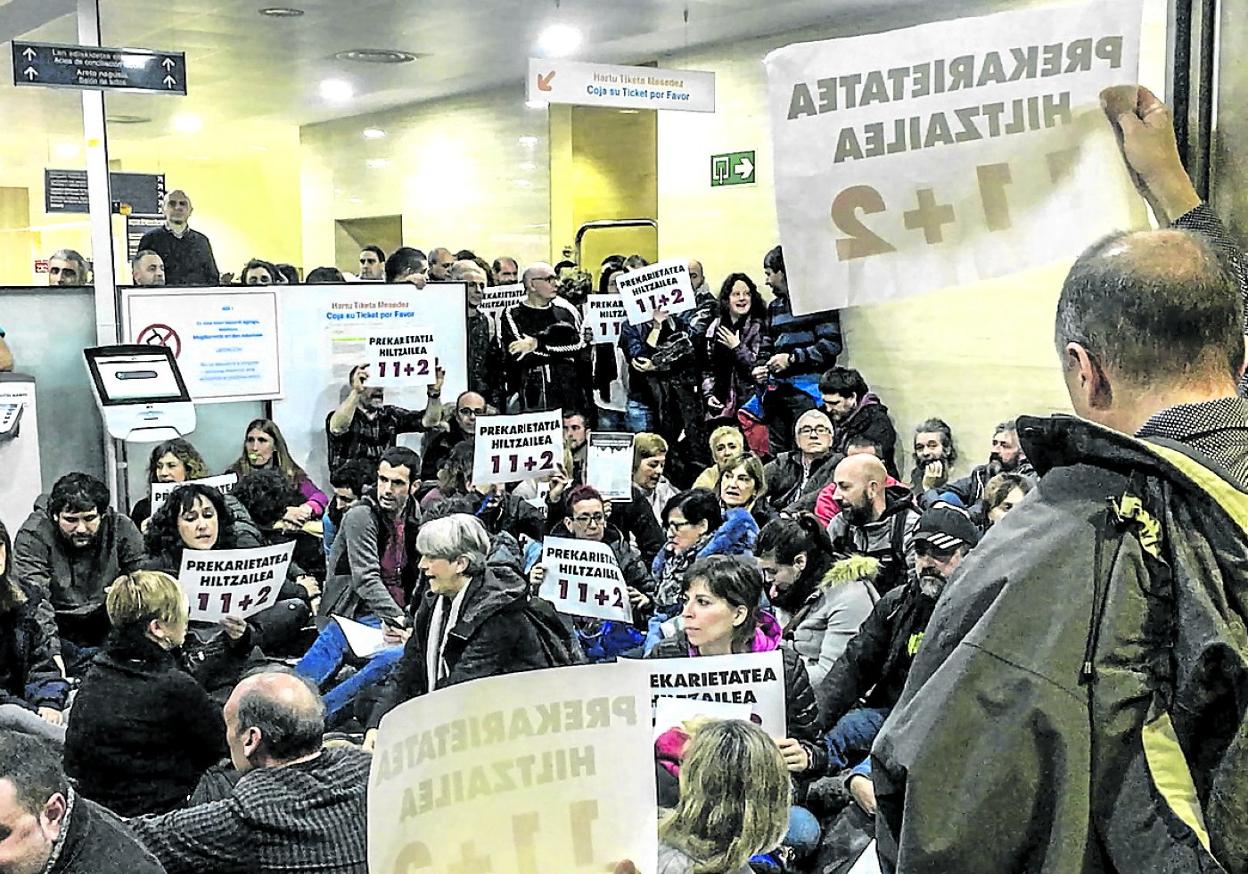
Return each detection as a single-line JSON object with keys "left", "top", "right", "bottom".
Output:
{"left": 128, "top": 747, "right": 370, "bottom": 873}
{"left": 326, "top": 404, "right": 427, "bottom": 473}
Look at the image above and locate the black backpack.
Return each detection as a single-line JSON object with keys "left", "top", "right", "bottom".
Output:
{"left": 523, "top": 596, "right": 587, "bottom": 667}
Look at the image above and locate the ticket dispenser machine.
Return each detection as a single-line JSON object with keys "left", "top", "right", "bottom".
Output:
{"left": 0, "top": 373, "right": 42, "bottom": 525}
{"left": 83, "top": 345, "right": 196, "bottom": 442}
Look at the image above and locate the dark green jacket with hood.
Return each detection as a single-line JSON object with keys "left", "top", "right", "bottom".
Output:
{"left": 872, "top": 414, "right": 1248, "bottom": 873}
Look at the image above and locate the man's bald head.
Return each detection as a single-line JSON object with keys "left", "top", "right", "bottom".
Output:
{"left": 225, "top": 670, "right": 325, "bottom": 771}
{"left": 833, "top": 453, "right": 889, "bottom": 523}
{"left": 1057, "top": 229, "right": 1243, "bottom": 388}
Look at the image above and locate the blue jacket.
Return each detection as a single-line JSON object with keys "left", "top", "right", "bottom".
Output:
{"left": 759, "top": 293, "right": 842, "bottom": 375}
{"left": 650, "top": 507, "right": 759, "bottom": 580}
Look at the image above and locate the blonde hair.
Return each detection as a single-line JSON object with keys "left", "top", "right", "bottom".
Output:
{"left": 106, "top": 571, "right": 188, "bottom": 628}
{"left": 633, "top": 432, "right": 669, "bottom": 472}
{"left": 659, "top": 720, "right": 790, "bottom": 873}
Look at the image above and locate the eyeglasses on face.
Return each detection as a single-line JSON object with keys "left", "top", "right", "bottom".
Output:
{"left": 665, "top": 519, "right": 693, "bottom": 532}
{"left": 457, "top": 407, "right": 485, "bottom": 417}
{"left": 572, "top": 513, "right": 606, "bottom": 525}
{"left": 798, "top": 425, "right": 832, "bottom": 437}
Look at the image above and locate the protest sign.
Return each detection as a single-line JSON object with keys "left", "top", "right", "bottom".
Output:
{"left": 333, "top": 615, "right": 389, "bottom": 658}
{"left": 149, "top": 473, "right": 237, "bottom": 514}
{"left": 369, "top": 662, "right": 658, "bottom": 874}
{"left": 364, "top": 327, "right": 437, "bottom": 387}
{"left": 850, "top": 842, "right": 882, "bottom": 874}
{"left": 652, "top": 697, "right": 752, "bottom": 741}
{"left": 627, "top": 649, "right": 787, "bottom": 739}
{"left": 587, "top": 432, "right": 634, "bottom": 501}
{"left": 539, "top": 536, "right": 632, "bottom": 623}
{"left": 616, "top": 260, "right": 696, "bottom": 325}
{"left": 473, "top": 409, "right": 564, "bottom": 485}
{"left": 178, "top": 542, "right": 294, "bottom": 622}
{"left": 582, "top": 294, "right": 628, "bottom": 344}
{"left": 479, "top": 282, "right": 526, "bottom": 321}
{"left": 764, "top": 0, "right": 1146, "bottom": 314}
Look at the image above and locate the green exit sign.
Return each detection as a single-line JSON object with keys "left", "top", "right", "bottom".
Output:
{"left": 711, "top": 151, "right": 756, "bottom": 187}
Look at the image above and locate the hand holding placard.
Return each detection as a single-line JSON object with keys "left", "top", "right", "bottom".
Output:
{"left": 616, "top": 261, "right": 696, "bottom": 326}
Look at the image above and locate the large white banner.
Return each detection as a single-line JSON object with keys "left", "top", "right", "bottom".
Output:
{"left": 473, "top": 409, "right": 564, "bottom": 485}
{"left": 149, "top": 473, "right": 238, "bottom": 515}
{"left": 179, "top": 542, "right": 295, "bottom": 622}
{"left": 368, "top": 662, "right": 658, "bottom": 874}
{"left": 764, "top": 0, "right": 1146, "bottom": 314}
{"left": 123, "top": 287, "right": 282, "bottom": 403}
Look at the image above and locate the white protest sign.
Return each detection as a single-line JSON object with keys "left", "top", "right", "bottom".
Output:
{"left": 652, "top": 697, "right": 752, "bottom": 742}
{"left": 149, "top": 473, "right": 238, "bottom": 514}
{"left": 628, "top": 649, "right": 787, "bottom": 739}
{"left": 364, "top": 327, "right": 437, "bottom": 387}
{"left": 539, "top": 536, "right": 632, "bottom": 623}
{"left": 587, "top": 432, "right": 634, "bottom": 501}
{"left": 333, "top": 615, "right": 390, "bottom": 658}
{"left": 527, "top": 58, "right": 716, "bottom": 113}
{"left": 616, "top": 260, "right": 696, "bottom": 326}
{"left": 849, "top": 842, "right": 883, "bottom": 874}
{"left": 368, "top": 662, "right": 658, "bottom": 874}
{"left": 473, "top": 409, "right": 564, "bottom": 485}
{"left": 764, "top": 0, "right": 1146, "bottom": 314}
{"left": 479, "top": 282, "right": 526, "bottom": 321}
{"left": 582, "top": 294, "right": 628, "bottom": 344}
{"left": 179, "top": 542, "right": 294, "bottom": 622}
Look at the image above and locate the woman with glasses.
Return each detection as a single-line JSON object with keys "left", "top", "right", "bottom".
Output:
{"left": 701, "top": 272, "right": 767, "bottom": 429}
{"left": 646, "top": 556, "right": 826, "bottom": 865}
{"left": 762, "top": 409, "right": 842, "bottom": 515}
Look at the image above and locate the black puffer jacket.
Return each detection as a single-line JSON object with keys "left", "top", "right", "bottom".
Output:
{"left": 0, "top": 583, "right": 68, "bottom": 711}
{"left": 763, "top": 449, "right": 843, "bottom": 513}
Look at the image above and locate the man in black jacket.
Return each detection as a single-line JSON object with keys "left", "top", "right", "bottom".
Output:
{"left": 763, "top": 409, "right": 842, "bottom": 514}
{"left": 816, "top": 504, "right": 978, "bottom": 773}
{"left": 944, "top": 418, "right": 1037, "bottom": 512}
{"left": 819, "top": 366, "right": 899, "bottom": 476}
{"left": 0, "top": 730, "right": 164, "bottom": 874}
{"left": 136, "top": 190, "right": 219, "bottom": 286}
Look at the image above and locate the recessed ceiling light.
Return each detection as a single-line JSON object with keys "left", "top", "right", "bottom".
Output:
{"left": 362, "top": 128, "right": 386, "bottom": 139}
{"left": 259, "top": 7, "right": 305, "bottom": 16}
{"left": 366, "top": 158, "right": 389, "bottom": 169}
{"left": 538, "top": 23, "right": 582, "bottom": 57}
{"left": 518, "top": 136, "right": 539, "bottom": 147}
{"left": 333, "top": 49, "right": 418, "bottom": 64}
{"left": 106, "top": 114, "right": 151, "bottom": 125}
{"left": 172, "top": 113, "right": 202, "bottom": 133}
{"left": 53, "top": 142, "right": 80, "bottom": 159}
{"left": 525, "top": 99, "right": 548, "bottom": 110}
{"left": 319, "top": 78, "right": 354, "bottom": 102}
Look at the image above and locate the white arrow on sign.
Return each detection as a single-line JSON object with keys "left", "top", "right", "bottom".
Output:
{"left": 23, "top": 66, "right": 37, "bottom": 80}
{"left": 163, "top": 75, "right": 176, "bottom": 88}
{"left": 734, "top": 155, "right": 754, "bottom": 180}
{"left": 162, "top": 57, "right": 175, "bottom": 70}
{"left": 21, "top": 47, "right": 36, "bottom": 61}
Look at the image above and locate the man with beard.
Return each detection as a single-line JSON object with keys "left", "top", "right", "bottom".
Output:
{"left": 815, "top": 502, "right": 979, "bottom": 775}
{"left": 562, "top": 410, "right": 590, "bottom": 484}
{"left": 827, "top": 454, "right": 920, "bottom": 594}
{"left": 326, "top": 364, "right": 434, "bottom": 473}
{"left": 819, "top": 366, "right": 899, "bottom": 476}
{"left": 12, "top": 474, "right": 143, "bottom": 672}
{"left": 945, "top": 419, "right": 1035, "bottom": 513}
{"left": 910, "top": 418, "right": 959, "bottom": 505}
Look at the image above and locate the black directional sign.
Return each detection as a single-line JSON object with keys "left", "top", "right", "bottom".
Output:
{"left": 12, "top": 41, "right": 186, "bottom": 95}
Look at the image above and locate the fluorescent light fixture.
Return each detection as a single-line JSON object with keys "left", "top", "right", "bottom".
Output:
{"left": 618, "top": 109, "right": 640, "bottom": 114}
{"left": 525, "top": 99, "right": 548, "bottom": 110}
{"left": 259, "top": 6, "right": 305, "bottom": 16}
{"left": 538, "top": 23, "right": 582, "bottom": 57}
{"left": 319, "top": 78, "right": 354, "bottom": 102}
{"left": 172, "top": 113, "right": 202, "bottom": 134}
{"left": 366, "top": 158, "right": 389, "bottom": 169}
{"left": 518, "top": 136, "right": 539, "bottom": 147}
{"left": 362, "top": 127, "right": 386, "bottom": 139}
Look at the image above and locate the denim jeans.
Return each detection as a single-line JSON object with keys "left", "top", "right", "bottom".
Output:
{"left": 294, "top": 617, "right": 404, "bottom": 719}
{"left": 625, "top": 399, "right": 655, "bottom": 432}
{"left": 823, "top": 706, "right": 890, "bottom": 772}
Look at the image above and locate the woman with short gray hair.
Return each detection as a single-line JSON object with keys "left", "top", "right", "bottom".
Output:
{"left": 414, "top": 514, "right": 491, "bottom": 584}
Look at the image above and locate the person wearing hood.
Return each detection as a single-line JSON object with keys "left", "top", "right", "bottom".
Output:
{"left": 826, "top": 455, "right": 920, "bottom": 593}
{"left": 763, "top": 410, "right": 843, "bottom": 515}
{"left": 364, "top": 514, "right": 562, "bottom": 750}
{"left": 819, "top": 366, "right": 898, "bottom": 477}
{"left": 0, "top": 520, "right": 69, "bottom": 744}
{"left": 815, "top": 503, "right": 978, "bottom": 776}
{"left": 12, "top": 473, "right": 144, "bottom": 671}
{"left": 756, "top": 515, "right": 878, "bottom": 687}
{"left": 64, "top": 571, "right": 227, "bottom": 817}
{"left": 647, "top": 556, "right": 825, "bottom": 862}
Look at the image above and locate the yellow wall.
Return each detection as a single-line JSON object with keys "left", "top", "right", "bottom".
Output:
{"left": 655, "top": 1, "right": 1169, "bottom": 478}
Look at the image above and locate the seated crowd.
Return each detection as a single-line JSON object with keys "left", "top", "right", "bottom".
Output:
{"left": 1, "top": 85, "right": 1244, "bottom": 874}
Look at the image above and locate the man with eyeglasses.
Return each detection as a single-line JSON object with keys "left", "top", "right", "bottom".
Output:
{"left": 357, "top": 245, "right": 386, "bottom": 281}
{"left": 764, "top": 409, "right": 842, "bottom": 514}
{"left": 419, "top": 386, "right": 490, "bottom": 481}
{"left": 448, "top": 260, "right": 499, "bottom": 400}
{"left": 501, "top": 263, "right": 588, "bottom": 413}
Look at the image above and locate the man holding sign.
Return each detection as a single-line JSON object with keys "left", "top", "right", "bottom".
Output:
{"left": 501, "top": 263, "right": 588, "bottom": 413}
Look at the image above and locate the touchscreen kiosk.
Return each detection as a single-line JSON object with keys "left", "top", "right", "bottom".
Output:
{"left": 84, "top": 345, "right": 196, "bottom": 442}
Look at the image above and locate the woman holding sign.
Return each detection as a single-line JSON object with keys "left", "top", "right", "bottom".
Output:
{"left": 228, "top": 419, "right": 329, "bottom": 527}
{"left": 647, "top": 555, "right": 826, "bottom": 864}
{"left": 701, "top": 273, "right": 767, "bottom": 428}
{"left": 129, "top": 438, "right": 216, "bottom": 531}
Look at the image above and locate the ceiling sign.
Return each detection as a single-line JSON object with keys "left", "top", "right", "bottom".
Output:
{"left": 527, "top": 58, "right": 715, "bottom": 113}
{"left": 12, "top": 41, "right": 187, "bottom": 95}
